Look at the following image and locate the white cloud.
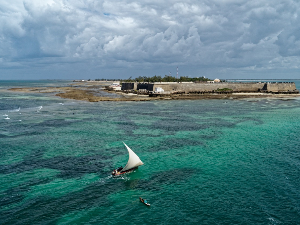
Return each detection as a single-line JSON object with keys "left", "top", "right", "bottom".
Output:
{"left": 0, "top": 0, "right": 300, "bottom": 79}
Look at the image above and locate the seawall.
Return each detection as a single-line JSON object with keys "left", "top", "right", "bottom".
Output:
{"left": 122, "top": 82, "right": 298, "bottom": 94}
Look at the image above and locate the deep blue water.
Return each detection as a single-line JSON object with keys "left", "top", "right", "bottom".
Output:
{"left": 0, "top": 80, "right": 72, "bottom": 88}
{"left": 0, "top": 80, "right": 300, "bottom": 224}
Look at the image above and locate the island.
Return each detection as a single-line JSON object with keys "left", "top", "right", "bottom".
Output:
{"left": 8, "top": 79, "right": 300, "bottom": 102}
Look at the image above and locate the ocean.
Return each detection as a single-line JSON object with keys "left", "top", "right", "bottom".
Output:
{"left": 1, "top": 80, "right": 300, "bottom": 224}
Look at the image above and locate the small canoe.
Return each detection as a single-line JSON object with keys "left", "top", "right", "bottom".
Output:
{"left": 139, "top": 197, "right": 150, "bottom": 206}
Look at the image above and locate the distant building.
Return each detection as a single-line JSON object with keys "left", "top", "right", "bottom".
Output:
{"left": 214, "top": 78, "right": 221, "bottom": 83}
{"left": 155, "top": 87, "right": 164, "bottom": 93}
{"left": 106, "top": 82, "right": 121, "bottom": 91}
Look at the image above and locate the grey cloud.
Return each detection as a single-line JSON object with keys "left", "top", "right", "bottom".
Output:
{"left": 0, "top": 0, "right": 300, "bottom": 79}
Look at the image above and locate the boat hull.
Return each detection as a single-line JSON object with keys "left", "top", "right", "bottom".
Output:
{"left": 112, "top": 167, "right": 138, "bottom": 176}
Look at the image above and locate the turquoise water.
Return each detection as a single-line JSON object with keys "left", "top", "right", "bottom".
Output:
{"left": 1, "top": 81, "right": 300, "bottom": 224}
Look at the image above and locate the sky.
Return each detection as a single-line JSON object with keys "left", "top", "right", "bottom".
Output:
{"left": 1, "top": 0, "right": 300, "bottom": 80}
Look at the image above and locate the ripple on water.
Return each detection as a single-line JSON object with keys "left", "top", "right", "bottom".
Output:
{"left": 1, "top": 89, "right": 300, "bottom": 224}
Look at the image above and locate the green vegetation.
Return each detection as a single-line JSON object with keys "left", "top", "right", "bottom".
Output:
{"left": 123, "top": 75, "right": 211, "bottom": 83}
{"left": 216, "top": 88, "right": 233, "bottom": 92}
{"left": 95, "top": 78, "right": 122, "bottom": 81}
{"left": 94, "top": 75, "right": 212, "bottom": 83}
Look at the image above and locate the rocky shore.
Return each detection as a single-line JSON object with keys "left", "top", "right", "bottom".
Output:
{"left": 8, "top": 81, "right": 300, "bottom": 102}
{"left": 8, "top": 82, "right": 151, "bottom": 102}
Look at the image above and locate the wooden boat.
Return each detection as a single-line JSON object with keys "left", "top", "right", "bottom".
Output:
{"left": 139, "top": 197, "right": 150, "bottom": 206}
{"left": 112, "top": 142, "right": 144, "bottom": 176}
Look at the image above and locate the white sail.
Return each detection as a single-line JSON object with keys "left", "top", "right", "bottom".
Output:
{"left": 121, "top": 142, "right": 144, "bottom": 172}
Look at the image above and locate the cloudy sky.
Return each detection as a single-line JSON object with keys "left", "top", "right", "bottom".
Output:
{"left": 1, "top": 0, "right": 300, "bottom": 80}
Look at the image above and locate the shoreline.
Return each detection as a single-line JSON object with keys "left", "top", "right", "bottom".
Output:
{"left": 7, "top": 82, "right": 300, "bottom": 102}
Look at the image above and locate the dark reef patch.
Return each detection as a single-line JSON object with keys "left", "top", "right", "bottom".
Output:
{"left": 0, "top": 154, "right": 109, "bottom": 179}
{"left": 0, "top": 167, "right": 195, "bottom": 224}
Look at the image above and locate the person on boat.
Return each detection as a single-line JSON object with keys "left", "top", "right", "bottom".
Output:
{"left": 117, "top": 166, "right": 123, "bottom": 172}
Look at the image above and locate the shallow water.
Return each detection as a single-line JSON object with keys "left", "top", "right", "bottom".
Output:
{"left": 1, "top": 80, "right": 300, "bottom": 224}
